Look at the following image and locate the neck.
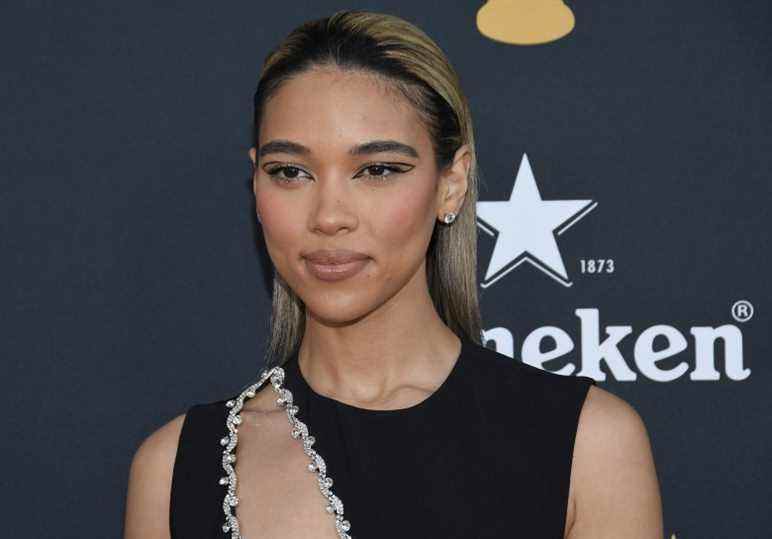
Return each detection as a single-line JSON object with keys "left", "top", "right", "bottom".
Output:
{"left": 297, "top": 274, "right": 462, "bottom": 411}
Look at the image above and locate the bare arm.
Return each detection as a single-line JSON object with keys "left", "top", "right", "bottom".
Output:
{"left": 565, "top": 386, "right": 663, "bottom": 538}
{"left": 123, "top": 413, "right": 186, "bottom": 539}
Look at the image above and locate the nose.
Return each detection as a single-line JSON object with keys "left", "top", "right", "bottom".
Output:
{"left": 308, "top": 175, "right": 359, "bottom": 236}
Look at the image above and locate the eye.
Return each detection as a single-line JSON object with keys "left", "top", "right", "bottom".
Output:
{"left": 264, "top": 162, "right": 413, "bottom": 184}
{"left": 356, "top": 164, "right": 411, "bottom": 181}
{"left": 265, "top": 165, "right": 312, "bottom": 184}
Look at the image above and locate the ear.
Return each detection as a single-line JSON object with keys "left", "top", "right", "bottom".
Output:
{"left": 436, "top": 143, "right": 471, "bottom": 222}
{"left": 248, "top": 147, "right": 258, "bottom": 193}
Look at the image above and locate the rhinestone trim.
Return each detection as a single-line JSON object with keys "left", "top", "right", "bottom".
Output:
{"left": 219, "top": 365, "right": 353, "bottom": 538}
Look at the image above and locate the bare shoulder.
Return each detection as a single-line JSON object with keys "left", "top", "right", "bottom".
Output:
{"left": 566, "top": 385, "right": 663, "bottom": 539}
{"left": 577, "top": 385, "right": 649, "bottom": 445}
{"left": 123, "top": 412, "right": 187, "bottom": 539}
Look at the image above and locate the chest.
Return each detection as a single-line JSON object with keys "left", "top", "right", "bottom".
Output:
{"left": 233, "top": 411, "right": 342, "bottom": 539}
{"left": 231, "top": 410, "right": 566, "bottom": 539}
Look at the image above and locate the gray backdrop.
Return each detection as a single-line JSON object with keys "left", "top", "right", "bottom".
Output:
{"left": 1, "top": 1, "right": 770, "bottom": 537}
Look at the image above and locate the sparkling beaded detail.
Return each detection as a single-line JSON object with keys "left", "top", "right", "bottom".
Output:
{"left": 219, "top": 365, "right": 353, "bottom": 538}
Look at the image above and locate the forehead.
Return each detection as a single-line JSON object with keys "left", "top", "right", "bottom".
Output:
{"left": 259, "top": 67, "right": 430, "bottom": 156}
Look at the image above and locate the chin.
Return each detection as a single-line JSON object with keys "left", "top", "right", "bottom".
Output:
{"left": 303, "top": 293, "right": 379, "bottom": 327}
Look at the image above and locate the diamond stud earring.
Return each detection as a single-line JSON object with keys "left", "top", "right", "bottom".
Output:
{"left": 442, "top": 212, "right": 457, "bottom": 224}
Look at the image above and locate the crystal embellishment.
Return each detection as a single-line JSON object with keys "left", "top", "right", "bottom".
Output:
{"left": 219, "top": 365, "right": 353, "bottom": 538}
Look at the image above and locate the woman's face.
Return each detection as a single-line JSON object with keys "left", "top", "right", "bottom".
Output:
{"left": 249, "top": 67, "right": 468, "bottom": 326}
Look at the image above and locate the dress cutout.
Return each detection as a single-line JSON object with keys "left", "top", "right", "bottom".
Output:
{"left": 169, "top": 335, "right": 595, "bottom": 538}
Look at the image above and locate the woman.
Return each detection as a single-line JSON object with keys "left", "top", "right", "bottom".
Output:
{"left": 124, "top": 9, "right": 663, "bottom": 539}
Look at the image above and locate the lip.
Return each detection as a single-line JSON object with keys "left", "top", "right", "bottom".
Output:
{"left": 303, "top": 249, "right": 370, "bottom": 282}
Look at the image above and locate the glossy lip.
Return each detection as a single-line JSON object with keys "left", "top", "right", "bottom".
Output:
{"left": 303, "top": 249, "right": 371, "bottom": 282}
{"left": 303, "top": 249, "right": 370, "bottom": 265}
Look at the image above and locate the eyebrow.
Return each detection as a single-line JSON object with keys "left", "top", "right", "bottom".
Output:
{"left": 257, "top": 139, "right": 420, "bottom": 160}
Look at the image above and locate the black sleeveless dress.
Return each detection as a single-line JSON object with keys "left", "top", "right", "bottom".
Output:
{"left": 170, "top": 335, "right": 596, "bottom": 538}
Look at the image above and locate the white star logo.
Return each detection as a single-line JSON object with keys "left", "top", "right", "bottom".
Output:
{"left": 476, "top": 154, "right": 596, "bottom": 288}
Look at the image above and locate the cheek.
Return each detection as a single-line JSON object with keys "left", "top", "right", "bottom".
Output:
{"left": 256, "top": 192, "right": 305, "bottom": 262}
{"left": 373, "top": 185, "right": 436, "bottom": 253}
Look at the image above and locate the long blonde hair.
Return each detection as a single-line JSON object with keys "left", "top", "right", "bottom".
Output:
{"left": 252, "top": 10, "right": 484, "bottom": 368}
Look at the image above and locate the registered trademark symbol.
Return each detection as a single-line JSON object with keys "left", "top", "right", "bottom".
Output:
{"left": 731, "top": 300, "right": 754, "bottom": 322}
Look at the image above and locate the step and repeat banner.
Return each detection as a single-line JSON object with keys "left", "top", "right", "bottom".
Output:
{"left": 2, "top": 1, "right": 769, "bottom": 537}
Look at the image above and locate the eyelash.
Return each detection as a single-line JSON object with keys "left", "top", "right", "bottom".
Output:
{"left": 265, "top": 163, "right": 410, "bottom": 184}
